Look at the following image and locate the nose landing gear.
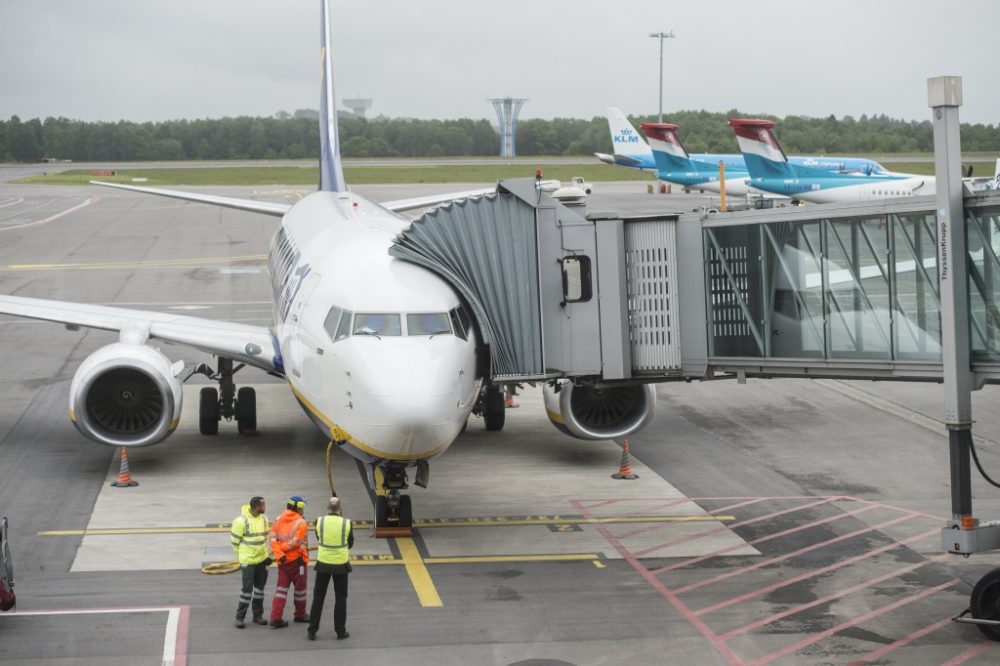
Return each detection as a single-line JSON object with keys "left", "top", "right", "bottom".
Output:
{"left": 373, "top": 465, "right": 415, "bottom": 538}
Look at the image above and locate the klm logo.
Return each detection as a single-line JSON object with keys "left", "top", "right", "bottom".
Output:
{"left": 614, "top": 129, "right": 641, "bottom": 144}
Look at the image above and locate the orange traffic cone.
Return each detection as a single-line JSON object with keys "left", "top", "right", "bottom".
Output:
{"left": 612, "top": 440, "right": 639, "bottom": 480}
{"left": 110, "top": 447, "right": 139, "bottom": 487}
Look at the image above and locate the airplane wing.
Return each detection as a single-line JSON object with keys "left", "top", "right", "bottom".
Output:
{"left": 379, "top": 186, "right": 497, "bottom": 213}
{"left": 0, "top": 295, "right": 279, "bottom": 373}
{"left": 91, "top": 181, "right": 291, "bottom": 217}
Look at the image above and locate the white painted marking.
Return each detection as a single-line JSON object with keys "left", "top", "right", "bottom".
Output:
{"left": 0, "top": 197, "right": 100, "bottom": 233}
{"left": 0, "top": 605, "right": 184, "bottom": 666}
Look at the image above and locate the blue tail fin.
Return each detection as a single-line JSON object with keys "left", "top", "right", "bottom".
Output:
{"left": 640, "top": 123, "right": 714, "bottom": 173}
{"left": 319, "top": 0, "right": 346, "bottom": 192}
{"left": 728, "top": 119, "right": 798, "bottom": 180}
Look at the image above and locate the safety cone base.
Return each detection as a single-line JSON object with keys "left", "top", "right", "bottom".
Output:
{"left": 611, "top": 471, "right": 638, "bottom": 480}
{"left": 110, "top": 479, "right": 139, "bottom": 487}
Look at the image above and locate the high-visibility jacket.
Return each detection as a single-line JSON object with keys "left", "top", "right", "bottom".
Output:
{"left": 315, "top": 515, "right": 351, "bottom": 565}
{"left": 269, "top": 509, "right": 309, "bottom": 563}
{"left": 230, "top": 505, "right": 271, "bottom": 565}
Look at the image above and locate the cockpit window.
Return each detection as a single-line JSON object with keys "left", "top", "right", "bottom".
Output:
{"left": 407, "top": 313, "right": 451, "bottom": 336}
{"left": 325, "top": 306, "right": 353, "bottom": 342}
{"left": 354, "top": 312, "right": 401, "bottom": 336}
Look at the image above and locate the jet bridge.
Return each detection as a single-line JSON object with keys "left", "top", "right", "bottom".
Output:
{"left": 392, "top": 175, "right": 1000, "bottom": 637}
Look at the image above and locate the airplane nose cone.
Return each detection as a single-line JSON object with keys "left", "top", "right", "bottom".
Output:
{"left": 351, "top": 343, "right": 467, "bottom": 458}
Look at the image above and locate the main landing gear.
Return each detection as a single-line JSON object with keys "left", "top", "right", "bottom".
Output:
{"left": 372, "top": 461, "right": 428, "bottom": 538}
{"left": 191, "top": 357, "right": 257, "bottom": 436}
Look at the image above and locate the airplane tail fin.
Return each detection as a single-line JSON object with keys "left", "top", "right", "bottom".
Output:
{"left": 728, "top": 119, "right": 797, "bottom": 179}
{"left": 319, "top": 0, "right": 346, "bottom": 192}
{"left": 994, "top": 158, "right": 1000, "bottom": 190}
{"left": 639, "top": 123, "right": 709, "bottom": 173}
{"left": 607, "top": 108, "right": 653, "bottom": 164}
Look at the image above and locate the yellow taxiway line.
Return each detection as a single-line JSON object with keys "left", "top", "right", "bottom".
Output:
{"left": 38, "top": 514, "right": 734, "bottom": 537}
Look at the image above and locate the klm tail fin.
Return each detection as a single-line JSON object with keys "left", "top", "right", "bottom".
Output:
{"left": 319, "top": 0, "right": 346, "bottom": 192}
{"left": 640, "top": 123, "right": 710, "bottom": 173}
{"left": 607, "top": 108, "right": 653, "bottom": 164}
{"left": 728, "top": 119, "right": 797, "bottom": 180}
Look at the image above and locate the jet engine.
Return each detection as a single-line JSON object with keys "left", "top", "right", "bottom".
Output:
{"left": 542, "top": 380, "right": 656, "bottom": 440}
{"left": 69, "top": 343, "right": 183, "bottom": 447}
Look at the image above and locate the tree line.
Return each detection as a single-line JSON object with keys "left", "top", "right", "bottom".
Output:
{"left": 2, "top": 110, "right": 999, "bottom": 163}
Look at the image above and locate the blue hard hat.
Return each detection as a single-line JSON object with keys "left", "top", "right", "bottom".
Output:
{"left": 288, "top": 496, "right": 307, "bottom": 508}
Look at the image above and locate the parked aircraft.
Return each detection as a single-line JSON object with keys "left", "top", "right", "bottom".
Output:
{"left": 0, "top": 0, "right": 657, "bottom": 533}
{"left": 729, "top": 119, "right": 935, "bottom": 204}
{"left": 640, "top": 122, "right": 754, "bottom": 196}
{"left": 601, "top": 109, "right": 892, "bottom": 194}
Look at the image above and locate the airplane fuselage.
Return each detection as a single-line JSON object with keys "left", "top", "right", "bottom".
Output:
{"left": 745, "top": 174, "right": 935, "bottom": 204}
{"left": 270, "top": 191, "right": 481, "bottom": 464}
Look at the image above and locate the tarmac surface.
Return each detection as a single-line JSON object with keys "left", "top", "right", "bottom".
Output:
{"left": 2, "top": 173, "right": 1000, "bottom": 664}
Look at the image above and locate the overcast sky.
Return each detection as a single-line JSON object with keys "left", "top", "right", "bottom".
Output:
{"left": 1, "top": 1, "right": 997, "bottom": 126}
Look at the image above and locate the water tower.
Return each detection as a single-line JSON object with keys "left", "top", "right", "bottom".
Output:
{"left": 488, "top": 97, "right": 528, "bottom": 157}
{"left": 342, "top": 98, "right": 372, "bottom": 118}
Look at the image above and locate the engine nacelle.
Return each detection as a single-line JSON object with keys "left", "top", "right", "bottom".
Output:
{"left": 542, "top": 380, "right": 656, "bottom": 441}
{"left": 69, "top": 343, "right": 183, "bottom": 447}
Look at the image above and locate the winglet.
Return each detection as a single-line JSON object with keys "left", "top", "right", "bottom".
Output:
{"left": 728, "top": 119, "right": 795, "bottom": 179}
{"left": 319, "top": 0, "right": 347, "bottom": 192}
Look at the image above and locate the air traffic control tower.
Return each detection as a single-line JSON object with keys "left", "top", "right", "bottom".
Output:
{"left": 489, "top": 97, "right": 527, "bottom": 157}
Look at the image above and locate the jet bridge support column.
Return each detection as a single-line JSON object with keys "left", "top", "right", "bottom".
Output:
{"left": 930, "top": 77, "right": 982, "bottom": 552}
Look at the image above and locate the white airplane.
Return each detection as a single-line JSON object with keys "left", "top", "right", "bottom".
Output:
{"left": 0, "top": 0, "right": 656, "bottom": 533}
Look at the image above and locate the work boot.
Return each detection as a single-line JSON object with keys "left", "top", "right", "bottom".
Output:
{"left": 293, "top": 615, "right": 310, "bottom": 623}
{"left": 252, "top": 616, "right": 268, "bottom": 626}
{"left": 307, "top": 630, "right": 316, "bottom": 641}
{"left": 235, "top": 618, "right": 245, "bottom": 629}
{"left": 270, "top": 619, "right": 289, "bottom": 628}
{"left": 336, "top": 631, "right": 350, "bottom": 640}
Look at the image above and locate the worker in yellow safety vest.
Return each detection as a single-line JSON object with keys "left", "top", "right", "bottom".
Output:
{"left": 267, "top": 495, "right": 310, "bottom": 628}
{"left": 230, "top": 496, "right": 272, "bottom": 628}
{"left": 306, "top": 496, "right": 353, "bottom": 641}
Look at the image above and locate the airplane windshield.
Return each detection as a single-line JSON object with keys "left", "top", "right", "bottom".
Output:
{"left": 407, "top": 313, "right": 451, "bottom": 336}
{"left": 353, "top": 313, "right": 401, "bottom": 336}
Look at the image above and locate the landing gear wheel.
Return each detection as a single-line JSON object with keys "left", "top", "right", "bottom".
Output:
{"left": 199, "top": 387, "right": 220, "bottom": 435}
{"left": 375, "top": 496, "right": 389, "bottom": 527}
{"left": 398, "top": 495, "right": 413, "bottom": 528}
{"left": 971, "top": 568, "right": 1000, "bottom": 640}
{"left": 484, "top": 385, "right": 505, "bottom": 431}
{"left": 236, "top": 387, "right": 257, "bottom": 435}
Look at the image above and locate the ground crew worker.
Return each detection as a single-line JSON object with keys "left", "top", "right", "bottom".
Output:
{"left": 307, "top": 497, "right": 353, "bottom": 641}
{"left": 268, "top": 495, "right": 311, "bottom": 628}
{"left": 230, "top": 496, "right": 272, "bottom": 628}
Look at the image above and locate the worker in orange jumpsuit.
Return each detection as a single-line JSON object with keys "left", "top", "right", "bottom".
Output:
{"left": 268, "top": 496, "right": 310, "bottom": 627}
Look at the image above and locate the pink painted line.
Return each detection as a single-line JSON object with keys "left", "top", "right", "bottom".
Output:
{"left": 848, "top": 497, "right": 946, "bottom": 523}
{"left": 652, "top": 503, "right": 882, "bottom": 576}
{"left": 679, "top": 512, "right": 921, "bottom": 596}
{"left": 722, "top": 554, "right": 948, "bottom": 640}
{"left": 631, "top": 496, "right": 839, "bottom": 559}
{"left": 617, "top": 497, "right": 780, "bottom": 542}
{"left": 572, "top": 499, "right": 747, "bottom": 666}
{"left": 748, "top": 581, "right": 954, "bottom": 666}
{"left": 941, "top": 642, "right": 996, "bottom": 665}
{"left": 847, "top": 615, "right": 954, "bottom": 665}
{"left": 174, "top": 604, "right": 190, "bottom": 666}
{"left": 0, "top": 197, "right": 99, "bottom": 232}
{"left": 694, "top": 527, "right": 940, "bottom": 616}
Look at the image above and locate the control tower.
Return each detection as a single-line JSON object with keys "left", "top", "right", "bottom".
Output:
{"left": 342, "top": 98, "right": 372, "bottom": 118}
{"left": 488, "top": 97, "right": 528, "bottom": 157}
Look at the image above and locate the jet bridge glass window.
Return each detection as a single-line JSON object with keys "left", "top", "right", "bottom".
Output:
{"left": 407, "top": 312, "right": 451, "bottom": 336}
{"left": 354, "top": 313, "right": 401, "bottom": 336}
{"left": 561, "top": 255, "right": 593, "bottom": 303}
{"left": 449, "top": 308, "right": 467, "bottom": 341}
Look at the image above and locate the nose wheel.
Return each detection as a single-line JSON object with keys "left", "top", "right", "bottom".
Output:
{"left": 373, "top": 466, "right": 415, "bottom": 538}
